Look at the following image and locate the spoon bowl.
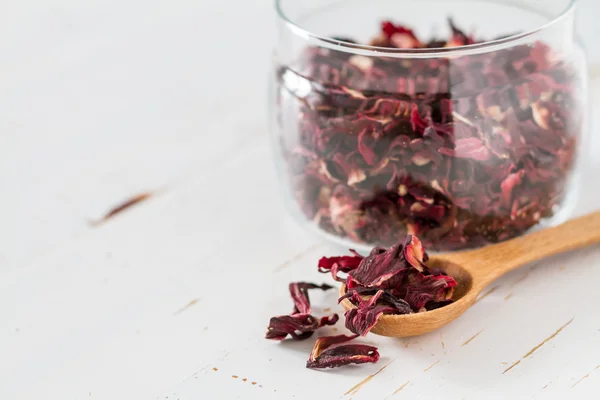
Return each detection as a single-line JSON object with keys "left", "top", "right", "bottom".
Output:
{"left": 340, "top": 210, "right": 600, "bottom": 337}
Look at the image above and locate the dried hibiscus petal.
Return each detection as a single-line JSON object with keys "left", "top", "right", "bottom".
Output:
{"left": 265, "top": 314, "right": 321, "bottom": 341}
{"left": 289, "top": 282, "right": 334, "bottom": 314}
{"left": 348, "top": 235, "right": 426, "bottom": 289}
{"left": 318, "top": 313, "right": 340, "bottom": 327}
{"left": 398, "top": 270, "right": 457, "bottom": 311}
{"left": 317, "top": 250, "right": 363, "bottom": 282}
{"left": 404, "top": 234, "right": 427, "bottom": 271}
{"left": 338, "top": 287, "right": 411, "bottom": 313}
{"left": 306, "top": 334, "right": 380, "bottom": 369}
{"left": 265, "top": 282, "right": 338, "bottom": 341}
{"left": 347, "top": 244, "right": 404, "bottom": 288}
{"left": 320, "top": 236, "right": 456, "bottom": 334}
{"left": 344, "top": 290, "right": 410, "bottom": 336}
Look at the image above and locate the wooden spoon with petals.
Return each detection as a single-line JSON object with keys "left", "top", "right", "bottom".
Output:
{"left": 340, "top": 210, "right": 600, "bottom": 337}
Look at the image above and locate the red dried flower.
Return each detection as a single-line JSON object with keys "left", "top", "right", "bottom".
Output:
{"left": 306, "top": 334, "right": 380, "bottom": 369}
{"left": 348, "top": 244, "right": 406, "bottom": 288}
{"left": 343, "top": 290, "right": 411, "bottom": 336}
{"left": 404, "top": 234, "right": 427, "bottom": 271}
{"left": 265, "top": 314, "right": 324, "bottom": 341}
{"left": 289, "top": 282, "right": 333, "bottom": 314}
{"left": 395, "top": 270, "right": 457, "bottom": 312}
{"left": 317, "top": 250, "right": 364, "bottom": 282}
{"left": 265, "top": 282, "right": 338, "bottom": 341}
{"left": 320, "top": 236, "right": 457, "bottom": 335}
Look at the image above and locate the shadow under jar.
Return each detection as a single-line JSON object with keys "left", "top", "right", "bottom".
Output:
{"left": 270, "top": 0, "right": 589, "bottom": 252}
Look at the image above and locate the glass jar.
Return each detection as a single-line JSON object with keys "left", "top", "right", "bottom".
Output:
{"left": 270, "top": 0, "right": 589, "bottom": 252}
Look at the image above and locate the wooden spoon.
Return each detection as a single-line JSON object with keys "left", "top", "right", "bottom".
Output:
{"left": 340, "top": 210, "right": 600, "bottom": 337}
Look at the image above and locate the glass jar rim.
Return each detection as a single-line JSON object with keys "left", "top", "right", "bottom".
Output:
{"left": 275, "top": 0, "right": 576, "bottom": 58}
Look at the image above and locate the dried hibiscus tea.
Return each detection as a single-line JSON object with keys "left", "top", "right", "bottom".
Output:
{"left": 275, "top": 16, "right": 583, "bottom": 251}
{"left": 265, "top": 282, "right": 338, "bottom": 340}
{"left": 320, "top": 235, "right": 457, "bottom": 336}
{"left": 306, "top": 334, "right": 380, "bottom": 369}
{"left": 289, "top": 282, "right": 333, "bottom": 314}
{"left": 317, "top": 250, "right": 363, "bottom": 282}
{"left": 338, "top": 287, "right": 411, "bottom": 313}
{"left": 343, "top": 290, "right": 410, "bottom": 336}
{"left": 266, "top": 314, "right": 325, "bottom": 341}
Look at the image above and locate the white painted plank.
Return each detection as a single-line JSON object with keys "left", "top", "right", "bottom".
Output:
{"left": 0, "top": 0, "right": 276, "bottom": 272}
{"left": 2, "top": 138, "right": 600, "bottom": 399}
{"left": 0, "top": 0, "right": 599, "bottom": 399}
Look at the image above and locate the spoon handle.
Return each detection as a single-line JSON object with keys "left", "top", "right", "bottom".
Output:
{"left": 447, "top": 210, "right": 600, "bottom": 283}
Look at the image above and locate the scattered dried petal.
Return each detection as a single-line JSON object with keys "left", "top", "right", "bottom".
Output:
{"left": 265, "top": 314, "right": 320, "bottom": 341}
{"left": 318, "top": 251, "right": 364, "bottom": 282}
{"left": 289, "top": 282, "right": 334, "bottom": 315}
{"left": 306, "top": 334, "right": 379, "bottom": 369}
{"left": 265, "top": 282, "right": 338, "bottom": 341}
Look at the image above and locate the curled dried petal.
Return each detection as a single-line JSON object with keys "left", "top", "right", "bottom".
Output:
{"left": 318, "top": 313, "right": 340, "bottom": 327}
{"left": 266, "top": 282, "right": 338, "bottom": 341}
{"left": 289, "top": 282, "right": 334, "bottom": 315}
{"left": 265, "top": 314, "right": 319, "bottom": 341}
{"left": 340, "top": 287, "right": 411, "bottom": 313}
{"left": 318, "top": 250, "right": 364, "bottom": 282}
{"left": 345, "top": 304, "right": 398, "bottom": 336}
{"left": 308, "top": 334, "right": 358, "bottom": 362}
{"left": 400, "top": 271, "right": 457, "bottom": 311}
{"left": 306, "top": 334, "right": 379, "bottom": 369}
{"left": 348, "top": 244, "right": 406, "bottom": 288}
{"left": 343, "top": 290, "right": 411, "bottom": 336}
{"left": 403, "top": 235, "right": 426, "bottom": 271}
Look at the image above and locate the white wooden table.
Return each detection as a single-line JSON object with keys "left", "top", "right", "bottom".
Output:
{"left": 1, "top": 1, "right": 599, "bottom": 399}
